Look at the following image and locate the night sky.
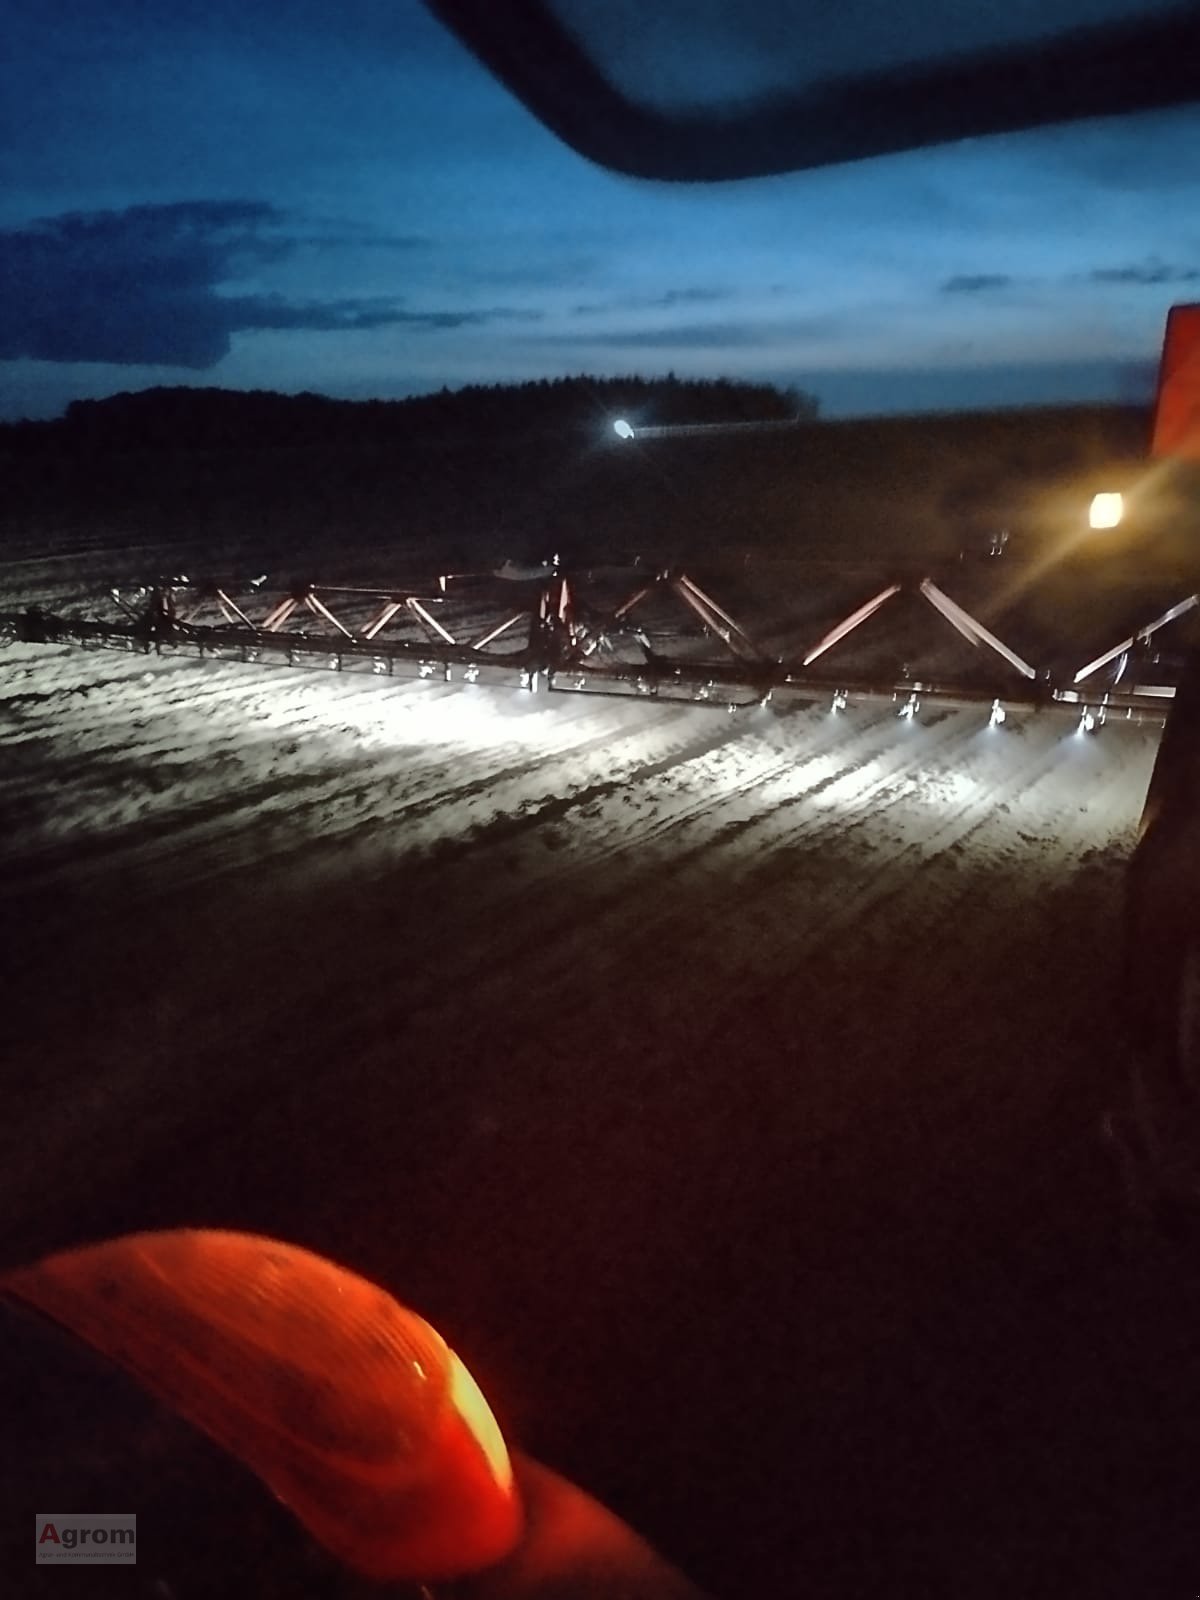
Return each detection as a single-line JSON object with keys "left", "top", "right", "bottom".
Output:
{"left": 3, "top": 0, "right": 1199, "bottom": 422}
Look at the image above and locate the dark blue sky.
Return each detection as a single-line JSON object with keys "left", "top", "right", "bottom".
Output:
{"left": 2, "top": 0, "right": 1198, "bottom": 420}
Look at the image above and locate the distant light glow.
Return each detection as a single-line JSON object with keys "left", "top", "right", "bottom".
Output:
{"left": 613, "top": 419, "right": 635, "bottom": 439}
{"left": 1089, "top": 492, "right": 1124, "bottom": 530}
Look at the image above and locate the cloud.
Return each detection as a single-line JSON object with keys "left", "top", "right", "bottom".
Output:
{"left": 288, "top": 220, "right": 434, "bottom": 254}
{"left": 941, "top": 274, "right": 1012, "bottom": 294}
{"left": 540, "top": 315, "right": 843, "bottom": 351}
{"left": 0, "top": 201, "right": 532, "bottom": 368}
{"left": 542, "top": 322, "right": 768, "bottom": 351}
{"left": 221, "top": 296, "right": 541, "bottom": 335}
{"left": 571, "top": 287, "right": 731, "bottom": 316}
{"left": 1089, "top": 259, "right": 1200, "bottom": 286}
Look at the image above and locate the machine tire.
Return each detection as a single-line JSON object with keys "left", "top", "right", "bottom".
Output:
{"left": 1175, "top": 936, "right": 1200, "bottom": 1102}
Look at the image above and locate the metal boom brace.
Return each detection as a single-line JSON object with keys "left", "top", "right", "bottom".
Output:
{"left": 4, "top": 564, "right": 1193, "bottom": 729}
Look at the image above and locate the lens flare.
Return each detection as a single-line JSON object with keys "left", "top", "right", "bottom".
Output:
{"left": 1089, "top": 492, "right": 1124, "bottom": 530}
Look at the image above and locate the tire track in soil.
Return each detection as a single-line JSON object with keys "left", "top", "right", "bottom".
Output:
{"left": 68, "top": 716, "right": 1147, "bottom": 1262}
{"left": 0, "top": 650, "right": 1154, "bottom": 1259}
{"left": 230, "top": 706, "right": 1041, "bottom": 1090}
{"left": 0, "top": 650, "right": 700, "bottom": 879}
{"left": 0, "top": 646, "right": 876, "bottom": 908}
{"left": 239, "top": 703, "right": 915, "bottom": 1037}
{"left": 7, "top": 635, "right": 848, "bottom": 902}
{"left": 415, "top": 707, "right": 990, "bottom": 996}
{"left": 649, "top": 717, "right": 1145, "bottom": 1057}
{"left": 338, "top": 712, "right": 1150, "bottom": 1120}
{"left": 1, "top": 701, "right": 908, "bottom": 1217}
{"left": 0, "top": 696, "right": 729, "bottom": 897}
{"left": 659, "top": 718, "right": 1151, "bottom": 1203}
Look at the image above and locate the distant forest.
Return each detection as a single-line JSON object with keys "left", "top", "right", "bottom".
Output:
{"left": 0, "top": 376, "right": 1164, "bottom": 579}
{"left": 0, "top": 376, "right": 816, "bottom": 453}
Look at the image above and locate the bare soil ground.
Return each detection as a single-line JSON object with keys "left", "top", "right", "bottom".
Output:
{"left": 3, "top": 571, "right": 1200, "bottom": 1598}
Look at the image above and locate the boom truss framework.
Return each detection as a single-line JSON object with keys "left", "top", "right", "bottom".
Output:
{"left": 3, "top": 565, "right": 1194, "bottom": 728}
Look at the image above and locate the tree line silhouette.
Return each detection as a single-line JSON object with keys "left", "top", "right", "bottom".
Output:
{"left": 1, "top": 375, "right": 816, "bottom": 454}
